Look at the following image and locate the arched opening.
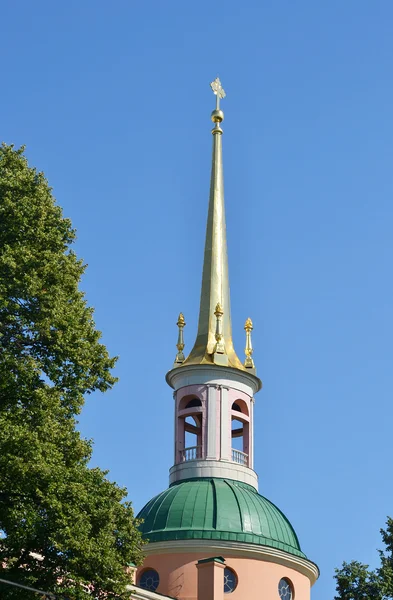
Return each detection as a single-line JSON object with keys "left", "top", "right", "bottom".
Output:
{"left": 231, "top": 400, "right": 250, "bottom": 466}
{"left": 184, "top": 415, "right": 201, "bottom": 455}
{"left": 179, "top": 396, "right": 202, "bottom": 411}
{"left": 185, "top": 398, "right": 202, "bottom": 409}
{"left": 176, "top": 395, "right": 204, "bottom": 463}
{"left": 231, "top": 399, "right": 249, "bottom": 416}
{"left": 231, "top": 418, "right": 243, "bottom": 449}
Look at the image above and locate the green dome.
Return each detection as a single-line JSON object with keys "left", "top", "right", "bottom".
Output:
{"left": 137, "top": 478, "right": 305, "bottom": 559}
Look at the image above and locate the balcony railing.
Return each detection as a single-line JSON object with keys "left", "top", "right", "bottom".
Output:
{"left": 181, "top": 446, "right": 202, "bottom": 462}
{"left": 231, "top": 448, "right": 248, "bottom": 466}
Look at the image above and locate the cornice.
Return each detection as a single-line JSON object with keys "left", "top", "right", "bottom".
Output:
{"left": 166, "top": 364, "right": 261, "bottom": 394}
{"left": 142, "top": 539, "right": 319, "bottom": 586}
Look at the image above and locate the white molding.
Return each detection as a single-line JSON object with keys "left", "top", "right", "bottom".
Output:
{"left": 168, "top": 459, "right": 259, "bottom": 490}
{"left": 166, "top": 365, "right": 261, "bottom": 395}
{"left": 142, "top": 540, "right": 319, "bottom": 586}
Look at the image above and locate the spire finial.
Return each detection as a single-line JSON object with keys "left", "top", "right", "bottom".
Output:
{"left": 210, "top": 77, "right": 225, "bottom": 130}
{"left": 210, "top": 77, "right": 226, "bottom": 110}
{"left": 244, "top": 318, "right": 255, "bottom": 370}
{"left": 174, "top": 313, "right": 186, "bottom": 364}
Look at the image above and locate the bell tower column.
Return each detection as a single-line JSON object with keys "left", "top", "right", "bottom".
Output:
{"left": 206, "top": 385, "right": 219, "bottom": 459}
{"left": 219, "top": 385, "right": 230, "bottom": 461}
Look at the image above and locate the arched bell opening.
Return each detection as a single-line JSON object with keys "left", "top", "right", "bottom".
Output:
{"left": 231, "top": 400, "right": 250, "bottom": 466}
{"left": 183, "top": 414, "right": 202, "bottom": 461}
{"left": 179, "top": 396, "right": 202, "bottom": 410}
{"left": 231, "top": 399, "right": 249, "bottom": 416}
{"left": 176, "top": 395, "right": 204, "bottom": 463}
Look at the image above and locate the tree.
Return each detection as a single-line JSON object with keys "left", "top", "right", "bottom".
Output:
{"left": 0, "top": 144, "right": 144, "bottom": 599}
{"left": 334, "top": 518, "right": 393, "bottom": 600}
{"left": 379, "top": 518, "right": 393, "bottom": 598}
{"left": 334, "top": 560, "right": 383, "bottom": 600}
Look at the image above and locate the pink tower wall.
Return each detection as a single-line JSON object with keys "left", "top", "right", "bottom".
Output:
{"left": 136, "top": 551, "right": 311, "bottom": 600}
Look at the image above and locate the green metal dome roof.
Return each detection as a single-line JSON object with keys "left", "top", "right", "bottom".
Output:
{"left": 137, "top": 478, "right": 305, "bottom": 559}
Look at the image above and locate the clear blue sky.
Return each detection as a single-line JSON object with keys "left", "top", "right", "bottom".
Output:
{"left": 2, "top": 2, "right": 393, "bottom": 598}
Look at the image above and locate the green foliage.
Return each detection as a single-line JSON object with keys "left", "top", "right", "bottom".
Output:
{"left": 334, "top": 518, "right": 393, "bottom": 600}
{"left": 334, "top": 561, "right": 383, "bottom": 600}
{"left": 379, "top": 518, "right": 393, "bottom": 598}
{"left": 0, "top": 144, "right": 144, "bottom": 599}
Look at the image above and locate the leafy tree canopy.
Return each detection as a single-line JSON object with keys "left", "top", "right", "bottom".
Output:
{"left": 0, "top": 144, "right": 144, "bottom": 599}
{"left": 334, "top": 518, "right": 393, "bottom": 600}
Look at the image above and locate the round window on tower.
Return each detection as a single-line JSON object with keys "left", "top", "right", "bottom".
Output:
{"left": 138, "top": 568, "right": 160, "bottom": 592}
{"left": 278, "top": 577, "right": 293, "bottom": 600}
{"left": 224, "top": 567, "right": 238, "bottom": 593}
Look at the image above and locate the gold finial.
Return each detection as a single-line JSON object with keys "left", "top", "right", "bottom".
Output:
{"left": 175, "top": 313, "right": 186, "bottom": 364}
{"left": 213, "top": 303, "right": 224, "bottom": 353}
{"left": 213, "top": 303, "right": 228, "bottom": 365}
{"left": 210, "top": 77, "right": 225, "bottom": 128}
{"left": 244, "top": 318, "right": 255, "bottom": 369}
{"left": 210, "top": 77, "right": 226, "bottom": 110}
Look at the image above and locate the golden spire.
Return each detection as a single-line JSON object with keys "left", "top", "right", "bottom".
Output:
{"left": 244, "top": 317, "right": 255, "bottom": 371}
{"left": 181, "top": 78, "right": 246, "bottom": 371}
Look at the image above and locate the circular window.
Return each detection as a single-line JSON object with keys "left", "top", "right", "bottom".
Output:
{"left": 139, "top": 569, "right": 159, "bottom": 592}
{"left": 278, "top": 577, "right": 293, "bottom": 600}
{"left": 224, "top": 567, "right": 237, "bottom": 593}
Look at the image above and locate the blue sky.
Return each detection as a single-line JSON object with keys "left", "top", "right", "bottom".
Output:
{"left": 2, "top": 1, "right": 393, "bottom": 598}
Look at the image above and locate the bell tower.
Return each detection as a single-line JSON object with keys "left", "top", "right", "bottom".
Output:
{"left": 166, "top": 78, "right": 261, "bottom": 491}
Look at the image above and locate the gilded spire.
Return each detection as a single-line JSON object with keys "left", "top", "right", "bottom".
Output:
{"left": 181, "top": 78, "right": 246, "bottom": 371}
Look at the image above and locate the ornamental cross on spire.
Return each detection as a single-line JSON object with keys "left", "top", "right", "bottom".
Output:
{"left": 210, "top": 77, "right": 226, "bottom": 110}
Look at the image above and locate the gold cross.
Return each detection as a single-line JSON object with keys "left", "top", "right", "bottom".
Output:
{"left": 210, "top": 77, "right": 226, "bottom": 110}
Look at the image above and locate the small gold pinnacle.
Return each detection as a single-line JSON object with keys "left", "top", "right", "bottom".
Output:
{"left": 244, "top": 317, "right": 255, "bottom": 369}
{"left": 175, "top": 313, "right": 186, "bottom": 364}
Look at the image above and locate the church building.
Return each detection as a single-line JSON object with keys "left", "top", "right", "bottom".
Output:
{"left": 128, "top": 79, "right": 319, "bottom": 600}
